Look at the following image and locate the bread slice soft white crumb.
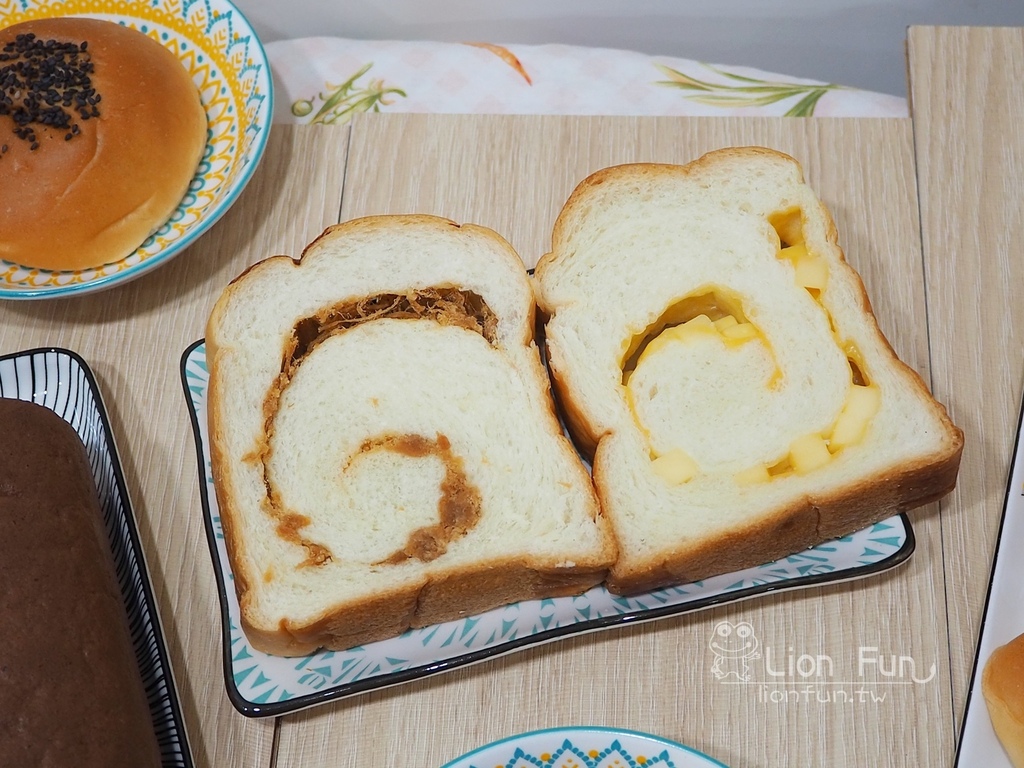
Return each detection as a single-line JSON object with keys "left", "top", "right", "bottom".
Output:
{"left": 534, "top": 147, "right": 963, "bottom": 594}
{"left": 207, "top": 215, "right": 615, "bottom": 655}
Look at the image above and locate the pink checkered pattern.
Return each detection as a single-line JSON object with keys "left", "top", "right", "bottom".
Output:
{"left": 267, "top": 37, "right": 908, "bottom": 124}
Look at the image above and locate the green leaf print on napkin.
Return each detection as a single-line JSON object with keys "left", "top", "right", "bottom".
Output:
{"left": 654, "top": 63, "right": 841, "bottom": 116}
{"left": 291, "top": 63, "right": 406, "bottom": 125}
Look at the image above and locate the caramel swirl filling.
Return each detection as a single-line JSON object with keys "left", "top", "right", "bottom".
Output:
{"left": 288, "top": 287, "right": 498, "bottom": 372}
{"left": 359, "top": 434, "right": 482, "bottom": 565}
{"left": 251, "top": 287, "right": 495, "bottom": 568}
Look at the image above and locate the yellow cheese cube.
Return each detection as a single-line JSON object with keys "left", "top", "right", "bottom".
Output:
{"left": 713, "top": 315, "right": 739, "bottom": 332}
{"left": 651, "top": 448, "right": 699, "bottom": 485}
{"left": 830, "top": 385, "right": 882, "bottom": 450}
{"left": 780, "top": 243, "right": 828, "bottom": 290}
{"left": 638, "top": 315, "right": 717, "bottom": 365}
{"left": 794, "top": 256, "right": 829, "bottom": 290}
{"left": 789, "top": 433, "right": 832, "bottom": 473}
{"left": 779, "top": 243, "right": 809, "bottom": 263}
{"left": 769, "top": 209, "right": 805, "bottom": 248}
{"left": 635, "top": 321, "right": 696, "bottom": 370}
{"left": 677, "top": 314, "right": 716, "bottom": 338}
{"left": 721, "top": 321, "right": 759, "bottom": 343}
{"left": 735, "top": 464, "right": 771, "bottom": 485}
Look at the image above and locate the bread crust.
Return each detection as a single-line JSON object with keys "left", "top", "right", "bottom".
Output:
{"left": 0, "top": 18, "right": 206, "bottom": 270}
{"left": 207, "top": 214, "right": 615, "bottom": 655}
{"left": 244, "top": 556, "right": 610, "bottom": 656}
{"left": 536, "top": 148, "right": 964, "bottom": 595}
{"left": 540, "top": 330, "right": 602, "bottom": 462}
{"left": 597, "top": 433, "right": 963, "bottom": 594}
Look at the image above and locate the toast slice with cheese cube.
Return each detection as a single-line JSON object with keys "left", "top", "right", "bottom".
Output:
{"left": 207, "top": 215, "right": 616, "bottom": 655}
{"left": 534, "top": 148, "right": 963, "bottom": 594}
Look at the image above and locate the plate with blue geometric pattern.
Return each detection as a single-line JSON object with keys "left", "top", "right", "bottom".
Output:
{"left": 180, "top": 339, "right": 914, "bottom": 718}
{"left": 440, "top": 727, "right": 729, "bottom": 768}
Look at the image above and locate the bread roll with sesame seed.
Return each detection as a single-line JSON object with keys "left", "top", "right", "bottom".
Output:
{"left": 0, "top": 17, "right": 206, "bottom": 272}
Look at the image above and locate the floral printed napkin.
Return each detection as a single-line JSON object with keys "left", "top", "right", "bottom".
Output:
{"left": 265, "top": 37, "right": 908, "bottom": 125}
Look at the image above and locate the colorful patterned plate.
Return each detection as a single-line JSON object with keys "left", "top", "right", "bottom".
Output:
{"left": 1, "top": 348, "right": 194, "bottom": 766}
{"left": 180, "top": 338, "right": 915, "bottom": 717}
{"left": 0, "top": 0, "right": 272, "bottom": 299}
{"left": 441, "top": 727, "right": 729, "bottom": 768}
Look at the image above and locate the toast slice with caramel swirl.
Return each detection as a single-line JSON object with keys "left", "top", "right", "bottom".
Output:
{"left": 207, "top": 215, "right": 615, "bottom": 656}
{"left": 534, "top": 148, "right": 963, "bottom": 595}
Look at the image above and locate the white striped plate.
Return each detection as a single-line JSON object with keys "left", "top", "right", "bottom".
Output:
{"left": 0, "top": 347, "right": 193, "bottom": 767}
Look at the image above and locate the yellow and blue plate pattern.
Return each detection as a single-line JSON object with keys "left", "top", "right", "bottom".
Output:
{"left": 441, "top": 727, "right": 729, "bottom": 768}
{"left": 0, "top": 0, "right": 272, "bottom": 299}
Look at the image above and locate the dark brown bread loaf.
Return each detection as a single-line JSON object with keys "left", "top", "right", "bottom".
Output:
{"left": 0, "top": 398, "right": 161, "bottom": 767}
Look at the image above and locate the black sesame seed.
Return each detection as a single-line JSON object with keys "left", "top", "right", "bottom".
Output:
{"left": 0, "top": 31, "right": 100, "bottom": 150}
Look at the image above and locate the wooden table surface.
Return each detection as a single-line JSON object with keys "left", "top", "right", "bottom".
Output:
{"left": 0, "top": 25, "right": 1019, "bottom": 768}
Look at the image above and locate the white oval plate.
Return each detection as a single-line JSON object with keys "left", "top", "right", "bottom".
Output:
{"left": 0, "top": 0, "right": 272, "bottom": 299}
{"left": 440, "top": 727, "right": 729, "bottom": 768}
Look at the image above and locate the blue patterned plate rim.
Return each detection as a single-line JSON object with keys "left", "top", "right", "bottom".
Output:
{"left": 0, "top": 0, "right": 273, "bottom": 300}
{"left": 179, "top": 337, "right": 915, "bottom": 718}
{"left": 439, "top": 726, "right": 730, "bottom": 768}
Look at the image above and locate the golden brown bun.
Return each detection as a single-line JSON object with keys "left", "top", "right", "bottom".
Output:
{"left": 0, "top": 17, "right": 206, "bottom": 271}
{"left": 984, "top": 632, "right": 1024, "bottom": 767}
